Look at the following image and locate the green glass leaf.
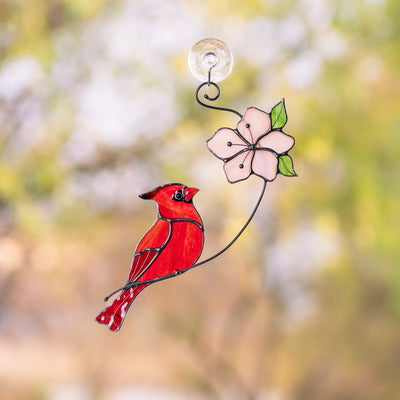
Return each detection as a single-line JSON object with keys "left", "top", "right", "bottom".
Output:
{"left": 270, "top": 99, "right": 287, "bottom": 129}
{"left": 278, "top": 154, "right": 297, "bottom": 177}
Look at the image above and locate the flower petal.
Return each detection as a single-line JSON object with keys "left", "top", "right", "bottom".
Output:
{"left": 237, "top": 108, "right": 271, "bottom": 144}
{"left": 257, "top": 130, "right": 295, "bottom": 154}
{"left": 223, "top": 150, "right": 253, "bottom": 183}
{"left": 252, "top": 150, "right": 278, "bottom": 181}
{"left": 206, "top": 128, "right": 248, "bottom": 160}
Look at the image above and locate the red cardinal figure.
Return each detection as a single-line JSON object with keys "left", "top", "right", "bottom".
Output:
{"left": 96, "top": 183, "right": 204, "bottom": 332}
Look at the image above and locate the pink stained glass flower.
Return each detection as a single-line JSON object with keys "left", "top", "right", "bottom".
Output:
{"left": 206, "top": 105, "right": 296, "bottom": 183}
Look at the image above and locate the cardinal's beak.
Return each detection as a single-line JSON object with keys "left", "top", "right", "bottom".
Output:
{"left": 184, "top": 187, "right": 199, "bottom": 202}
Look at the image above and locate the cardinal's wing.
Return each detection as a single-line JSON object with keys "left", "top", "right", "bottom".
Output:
{"left": 127, "top": 218, "right": 171, "bottom": 283}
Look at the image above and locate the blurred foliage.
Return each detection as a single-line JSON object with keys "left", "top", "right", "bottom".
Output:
{"left": 0, "top": 0, "right": 399, "bottom": 399}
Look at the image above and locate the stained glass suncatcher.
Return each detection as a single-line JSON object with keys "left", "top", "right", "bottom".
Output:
{"left": 96, "top": 39, "right": 297, "bottom": 331}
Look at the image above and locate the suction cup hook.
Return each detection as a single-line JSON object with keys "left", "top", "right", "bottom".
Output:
{"left": 188, "top": 38, "right": 233, "bottom": 83}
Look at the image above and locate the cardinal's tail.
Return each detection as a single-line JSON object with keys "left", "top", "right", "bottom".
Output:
{"left": 96, "top": 284, "right": 147, "bottom": 332}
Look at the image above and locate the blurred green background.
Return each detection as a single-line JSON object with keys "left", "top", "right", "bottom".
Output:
{"left": 0, "top": 0, "right": 399, "bottom": 399}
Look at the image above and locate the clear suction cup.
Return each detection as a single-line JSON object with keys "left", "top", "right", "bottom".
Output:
{"left": 188, "top": 38, "right": 233, "bottom": 82}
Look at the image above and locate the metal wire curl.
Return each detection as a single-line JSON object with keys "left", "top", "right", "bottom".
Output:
{"left": 195, "top": 81, "right": 243, "bottom": 119}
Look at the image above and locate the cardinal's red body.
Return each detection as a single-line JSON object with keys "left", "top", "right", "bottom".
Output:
{"left": 96, "top": 183, "right": 204, "bottom": 331}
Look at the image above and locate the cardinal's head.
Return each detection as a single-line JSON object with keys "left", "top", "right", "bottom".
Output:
{"left": 139, "top": 183, "right": 201, "bottom": 221}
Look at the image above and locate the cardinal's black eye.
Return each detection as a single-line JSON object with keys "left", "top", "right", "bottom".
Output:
{"left": 173, "top": 189, "right": 185, "bottom": 202}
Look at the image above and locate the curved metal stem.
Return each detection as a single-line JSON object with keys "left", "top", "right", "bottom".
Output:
{"left": 104, "top": 180, "right": 267, "bottom": 301}
{"left": 190, "top": 179, "right": 267, "bottom": 269}
{"left": 195, "top": 82, "right": 243, "bottom": 118}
